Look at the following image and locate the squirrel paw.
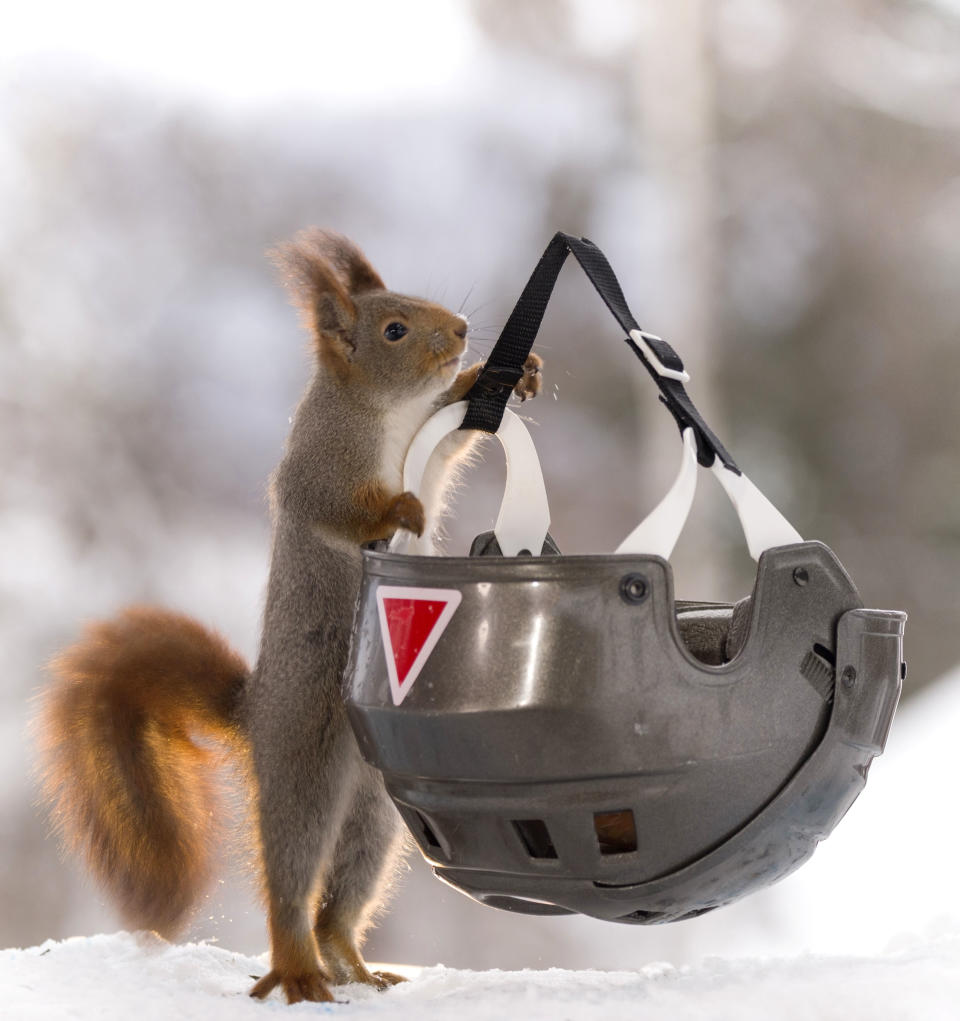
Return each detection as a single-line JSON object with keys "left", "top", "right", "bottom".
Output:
{"left": 514, "top": 353, "right": 543, "bottom": 402}
{"left": 372, "top": 970, "right": 408, "bottom": 989}
{"left": 249, "top": 967, "right": 335, "bottom": 1004}
{"left": 384, "top": 491, "right": 426, "bottom": 538}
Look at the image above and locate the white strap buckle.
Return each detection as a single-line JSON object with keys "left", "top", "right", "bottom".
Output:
{"left": 629, "top": 329, "right": 691, "bottom": 383}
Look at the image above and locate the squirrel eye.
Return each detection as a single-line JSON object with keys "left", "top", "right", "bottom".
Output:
{"left": 383, "top": 322, "right": 408, "bottom": 342}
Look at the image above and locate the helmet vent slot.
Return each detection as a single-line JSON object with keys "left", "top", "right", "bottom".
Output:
{"left": 512, "top": 819, "right": 558, "bottom": 860}
{"left": 594, "top": 810, "right": 638, "bottom": 855}
{"left": 412, "top": 811, "right": 445, "bottom": 858}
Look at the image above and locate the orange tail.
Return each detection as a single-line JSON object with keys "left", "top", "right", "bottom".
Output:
{"left": 35, "top": 606, "right": 249, "bottom": 936}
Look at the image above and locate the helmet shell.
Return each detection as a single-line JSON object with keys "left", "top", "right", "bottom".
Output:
{"left": 344, "top": 540, "right": 905, "bottom": 922}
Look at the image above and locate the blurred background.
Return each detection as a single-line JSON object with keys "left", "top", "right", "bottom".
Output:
{"left": 2, "top": 0, "right": 958, "bottom": 972}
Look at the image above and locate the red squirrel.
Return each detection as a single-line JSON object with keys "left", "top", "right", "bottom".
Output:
{"left": 36, "top": 229, "right": 542, "bottom": 1003}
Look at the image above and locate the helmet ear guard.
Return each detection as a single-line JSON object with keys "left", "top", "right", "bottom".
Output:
{"left": 345, "top": 233, "right": 906, "bottom": 924}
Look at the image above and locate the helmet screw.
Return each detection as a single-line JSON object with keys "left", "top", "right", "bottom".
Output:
{"left": 841, "top": 665, "right": 857, "bottom": 690}
{"left": 620, "top": 574, "right": 649, "bottom": 605}
{"left": 793, "top": 567, "right": 809, "bottom": 586}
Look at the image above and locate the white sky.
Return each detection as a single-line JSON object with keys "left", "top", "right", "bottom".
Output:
{"left": 1, "top": 0, "right": 477, "bottom": 110}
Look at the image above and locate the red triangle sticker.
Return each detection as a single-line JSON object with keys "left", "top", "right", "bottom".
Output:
{"left": 375, "top": 586, "right": 462, "bottom": 705}
{"left": 382, "top": 598, "right": 449, "bottom": 685}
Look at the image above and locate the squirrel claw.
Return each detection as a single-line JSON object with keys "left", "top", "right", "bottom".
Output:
{"left": 249, "top": 967, "right": 335, "bottom": 1004}
{"left": 384, "top": 491, "right": 426, "bottom": 538}
{"left": 514, "top": 353, "right": 543, "bottom": 402}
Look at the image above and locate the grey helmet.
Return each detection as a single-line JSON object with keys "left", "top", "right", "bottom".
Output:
{"left": 343, "top": 235, "right": 906, "bottom": 924}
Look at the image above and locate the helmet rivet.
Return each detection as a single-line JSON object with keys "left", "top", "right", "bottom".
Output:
{"left": 841, "top": 665, "right": 857, "bottom": 689}
{"left": 620, "top": 574, "right": 649, "bottom": 605}
{"left": 793, "top": 567, "right": 809, "bottom": 586}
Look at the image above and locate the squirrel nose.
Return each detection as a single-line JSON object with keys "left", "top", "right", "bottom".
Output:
{"left": 453, "top": 317, "right": 468, "bottom": 340}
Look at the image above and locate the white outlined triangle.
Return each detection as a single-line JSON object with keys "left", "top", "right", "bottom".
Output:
{"left": 375, "top": 586, "right": 462, "bottom": 706}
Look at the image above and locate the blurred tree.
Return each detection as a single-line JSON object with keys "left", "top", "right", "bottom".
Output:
{"left": 471, "top": 0, "right": 960, "bottom": 688}
{"left": 712, "top": 0, "right": 960, "bottom": 690}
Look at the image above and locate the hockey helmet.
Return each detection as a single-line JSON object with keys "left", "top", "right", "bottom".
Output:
{"left": 343, "top": 234, "right": 906, "bottom": 924}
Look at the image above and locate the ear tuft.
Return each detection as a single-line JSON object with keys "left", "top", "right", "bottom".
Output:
{"left": 269, "top": 230, "right": 369, "bottom": 369}
{"left": 281, "top": 228, "right": 385, "bottom": 296}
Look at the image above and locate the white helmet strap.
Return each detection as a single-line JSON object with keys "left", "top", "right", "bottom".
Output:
{"left": 390, "top": 402, "right": 551, "bottom": 558}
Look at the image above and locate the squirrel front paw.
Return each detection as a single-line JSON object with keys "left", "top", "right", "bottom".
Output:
{"left": 384, "top": 491, "right": 426, "bottom": 537}
{"left": 514, "top": 353, "right": 543, "bottom": 402}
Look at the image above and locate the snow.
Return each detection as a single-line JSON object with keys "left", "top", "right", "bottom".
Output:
{"left": 4, "top": 930, "right": 960, "bottom": 1020}
{"left": 6, "top": 670, "right": 960, "bottom": 1016}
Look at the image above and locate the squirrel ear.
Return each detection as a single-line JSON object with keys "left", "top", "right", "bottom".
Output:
{"left": 269, "top": 233, "right": 360, "bottom": 368}
{"left": 302, "top": 229, "right": 386, "bottom": 296}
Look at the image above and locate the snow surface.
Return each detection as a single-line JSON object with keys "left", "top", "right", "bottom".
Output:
{"left": 6, "top": 670, "right": 960, "bottom": 1016}
{"left": 5, "top": 930, "right": 960, "bottom": 1021}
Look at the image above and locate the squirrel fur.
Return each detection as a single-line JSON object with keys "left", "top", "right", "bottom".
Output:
{"left": 35, "top": 229, "right": 542, "bottom": 1004}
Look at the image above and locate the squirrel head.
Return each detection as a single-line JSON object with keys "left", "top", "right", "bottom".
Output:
{"left": 270, "top": 229, "right": 468, "bottom": 400}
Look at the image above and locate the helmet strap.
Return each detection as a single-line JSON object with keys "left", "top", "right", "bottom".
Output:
{"left": 460, "top": 231, "right": 739, "bottom": 474}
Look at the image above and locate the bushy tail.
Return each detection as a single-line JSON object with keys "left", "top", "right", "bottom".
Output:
{"left": 35, "top": 606, "right": 250, "bottom": 936}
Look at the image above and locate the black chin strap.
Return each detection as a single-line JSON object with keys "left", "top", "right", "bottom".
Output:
{"left": 459, "top": 232, "right": 739, "bottom": 473}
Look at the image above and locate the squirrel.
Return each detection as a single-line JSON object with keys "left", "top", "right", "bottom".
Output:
{"left": 35, "top": 229, "right": 542, "bottom": 1004}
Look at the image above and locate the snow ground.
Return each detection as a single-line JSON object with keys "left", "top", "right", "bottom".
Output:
{"left": 6, "top": 671, "right": 960, "bottom": 1017}
{"left": 4, "top": 930, "right": 960, "bottom": 1021}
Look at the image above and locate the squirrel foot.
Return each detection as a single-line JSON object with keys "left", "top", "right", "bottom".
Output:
{"left": 315, "top": 923, "right": 408, "bottom": 991}
{"left": 372, "top": 970, "right": 407, "bottom": 989}
{"left": 249, "top": 966, "right": 336, "bottom": 1004}
{"left": 383, "top": 491, "right": 426, "bottom": 537}
{"left": 514, "top": 353, "right": 543, "bottom": 401}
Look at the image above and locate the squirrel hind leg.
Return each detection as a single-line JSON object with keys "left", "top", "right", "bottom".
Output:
{"left": 313, "top": 768, "right": 409, "bottom": 989}
{"left": 248, "top": 687, "right": 362, "bottom": 1001}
